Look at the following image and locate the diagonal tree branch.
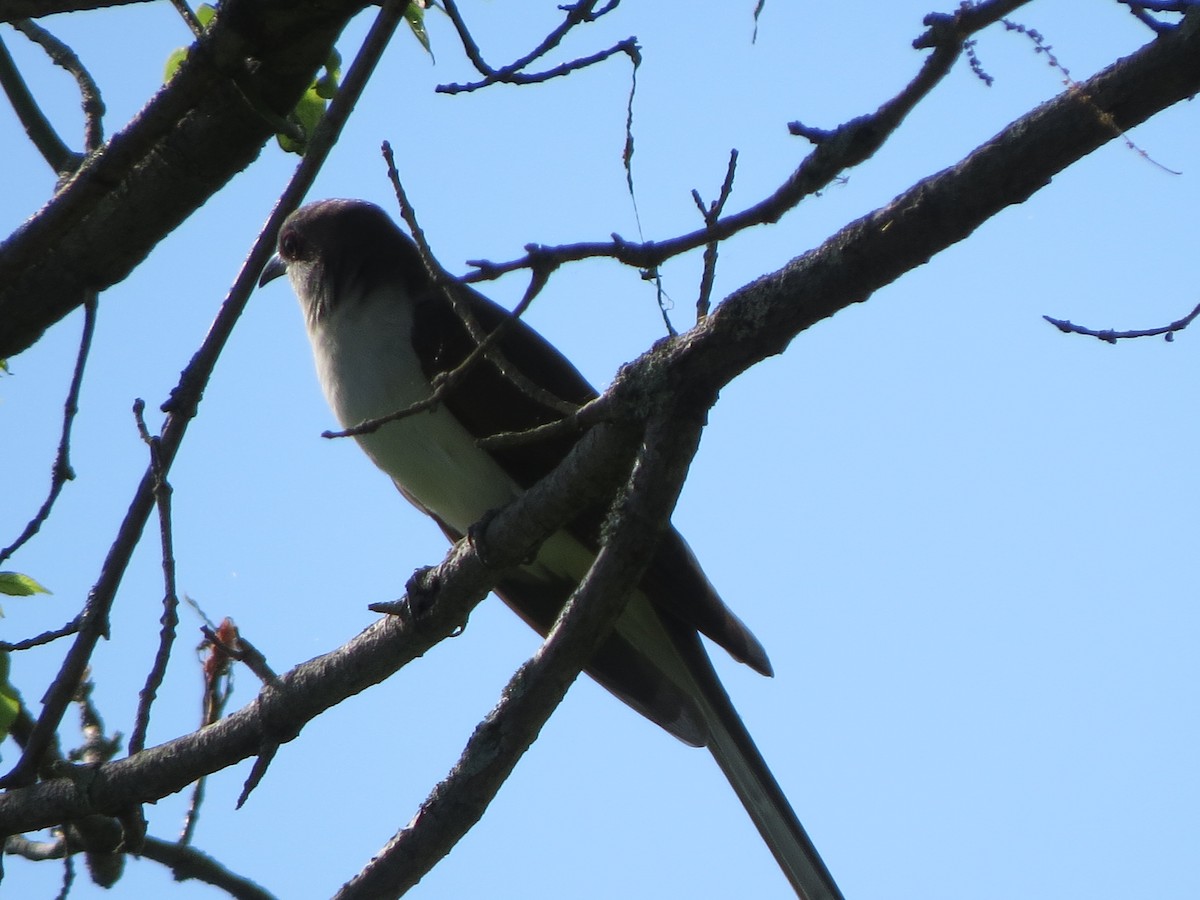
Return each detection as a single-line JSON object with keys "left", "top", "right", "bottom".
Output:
{"left": 0, "top": 29, "right": 80, "bottom": 173}
{"left": 0, "top": 0, "right": 372, "bottom": 359}
{"left": 681, "top": 8, "right": 1200, "bottom": 395}
{"left": 335, "top": 405, "right": 704, "bottom": 899}
{"left": 0, "top": 0, "right": 156, "bottom": 22}
{"left": 0, "top": 419, "right": 642, "bottom": 835}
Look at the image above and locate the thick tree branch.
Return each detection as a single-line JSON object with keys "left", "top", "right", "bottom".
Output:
{"left": 0, "top": 420, "right": 641, "bottom": 835}
{"left": 0, "top": 0, "right": 373, "bottom": 359}
{"left": 336, "top": 405, "right": 704, "bottom": 898}
{"left": 678, "top": 9, "right": 1200, "bottom": 394}
{"left": 0, "top": 0, "right": 155, "bottom": 22}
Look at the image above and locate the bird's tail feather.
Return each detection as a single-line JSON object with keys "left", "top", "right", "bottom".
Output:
{"left": 679, "top": 635, "right": 844, "bottom": 900}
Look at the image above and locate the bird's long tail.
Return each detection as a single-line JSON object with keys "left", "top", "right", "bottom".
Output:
{"left": 679, "top": 635, "right": 844, "bottom": 900}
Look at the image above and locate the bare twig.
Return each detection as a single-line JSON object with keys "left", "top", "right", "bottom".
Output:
{"left": 692, "top": 149, "right": 739, "bottom": 322}
{"left": 384, "top": 142, "right": 575, "bottom": 416}
{"left": 128, "top": 399, "right": 181, "bottom": 756}
{"left": 139, "top": 836, "right": 278, "bottom": 900}
{"left": 438, "top": 0, "right": 630, "bottom": 94}
{"left": 0, "top": 30, "right": 80, "bottom": 173}
{"left": 0, "top": 293, "right": 95, "bottom": 567}
{"left": 13, "top": 18, "right": 105, "bottom": 152}
{"left": 167, "top": 0, "right": 204, "bottom": 36}
{"left": 0, "top": 619, "right": 81, "bottom": 652}
{"left": 476, "top": 395, "right": 611, "bottom": 451}
{"left": 1043, "top": 300, "right": 1200, "bottom": 343}
{"left": 4, "top": 832, "right": 274, "bottom": 899}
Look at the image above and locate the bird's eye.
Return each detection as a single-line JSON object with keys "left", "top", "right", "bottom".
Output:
{"left": 279, "top": 228, "right": 303, "bottom": 261}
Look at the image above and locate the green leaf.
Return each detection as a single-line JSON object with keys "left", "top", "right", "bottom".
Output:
{"left": 195, "top": 3, "right": 217, "bottom": 27}
{"left": 406, "top": 1, "right": 432, "bottom": 55}
{"left": 277, "top": 86, "right": 327, "bottom": 155}
{"left": 163, "top": 47, "right": 188, "bottom": 82}
{"left": 0, "top": 572, "right": 51, "bottom": 597}
{"left": 0, "top": 652, "right": 18, "bottom": 746}
{"left": 277, "top": 49, "right": 344, "bottom": 154}
{"left": 163, "top": 4, "right": 218, "bottom": 83}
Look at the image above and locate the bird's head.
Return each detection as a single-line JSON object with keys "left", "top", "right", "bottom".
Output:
{"left": 259, "top": 199, "right": 426, "bottom": 326}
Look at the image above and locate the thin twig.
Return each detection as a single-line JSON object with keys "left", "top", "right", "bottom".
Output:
{"left": 1044, "top": 300, "right": 1200, "bottom": 343}
{"left": 139, "top": 836, "right": 278, "bottom": 900}
{"left": 0, "top": 31, "right": 80, "bottom": 173}
{"left": 167, "top": 0, "right": 204, "bottom": 36}
{"left": 128, "top": 399, "right": 181, "bottom": 756}
{"left": 0, "top": 619, "right": 81, "bottom": 652}
{"left": 692, "top": 150, "right": 739, "bottom": 322}
{"left": 1118, "top": 0, "right": 1193, "bottom": 31}
{"left": 382, "top": 141, "right": 570, "bottom": 416}
{"left": 0, "top": 294, "right": 95, "bottom": 567}
{"left": 438, "top": 0, "right": 628, "bottom": 94}
{"left": 13, "top": 18, "right": 105, "bottom": 152}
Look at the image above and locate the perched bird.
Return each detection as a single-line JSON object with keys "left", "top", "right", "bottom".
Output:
{"left": 259, "top": 198, "right": 841, "bottom": 900}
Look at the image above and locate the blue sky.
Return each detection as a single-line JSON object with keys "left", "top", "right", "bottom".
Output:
{"left": 2, "top": 2, "right": 1198, "bottom": 898}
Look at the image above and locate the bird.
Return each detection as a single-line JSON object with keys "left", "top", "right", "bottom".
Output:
{"left": 259, "top": 198, "right": 842, "bottom": 900}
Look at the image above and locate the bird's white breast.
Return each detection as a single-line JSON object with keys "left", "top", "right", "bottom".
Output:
{"left": 305, "top": 286, "right": 521, "bottom": 534}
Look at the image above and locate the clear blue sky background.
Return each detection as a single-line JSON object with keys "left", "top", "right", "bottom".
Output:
{"left": 2, "top": 2, "right": 1198, "bottom": 898}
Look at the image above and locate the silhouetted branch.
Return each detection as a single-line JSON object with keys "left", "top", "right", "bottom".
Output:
{"left": 438, "top": 0, "right": 628, "bottom": 93}
{"left": 12, "top": 17, "right": 105, "bottom": 152}
{"left": 335, "top": 401, "right": 700, "bottom": 898}
{"left": 127, "top": 399, "right": 181, "bottom": 757}
{"left": 0, "top": 292, "right": 95, "bottom": 568}
{"left": 0, "top": 0, "right": 378, "bottom": 359}
{"left": 0, "top": 0, "right": 155, "bottom": 23}
{"left": 1044, "top": 300, "right": 1200, "bottom": 343}
{"left": 0, "top": 30, "right": 80, "bottom": 173}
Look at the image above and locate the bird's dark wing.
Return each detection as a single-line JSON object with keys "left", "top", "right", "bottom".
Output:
{"left": 410, "top": 284, "right": 774, "bottom": 684}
